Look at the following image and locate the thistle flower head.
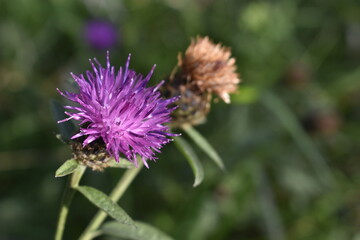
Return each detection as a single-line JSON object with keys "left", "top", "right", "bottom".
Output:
{"left": 161, "top": 36, "right": 240, "bottom": 127}
{"left": 57, "top": 52, "right": 179, "bottom": 168}
{"left": 162, "top": 72, "right": 211, "bottom": 127}
{"left": 84, "top": 20, "right": 118, "bottom": 50}
{"left": 179, "top": 36, "right": 240, "bottom": 103}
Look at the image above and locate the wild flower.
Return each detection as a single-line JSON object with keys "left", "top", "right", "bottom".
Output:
{"left": 58, "top": 53, "right": 179, "bottom": 167}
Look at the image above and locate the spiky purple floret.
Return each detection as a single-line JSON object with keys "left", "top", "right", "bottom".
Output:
{"left": 57, "top": 52, "right": 179, "bottom": 167}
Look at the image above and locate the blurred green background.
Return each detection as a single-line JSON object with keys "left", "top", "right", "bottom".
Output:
{"left": 1, "top": 0, "right": 360, "bottom": 239}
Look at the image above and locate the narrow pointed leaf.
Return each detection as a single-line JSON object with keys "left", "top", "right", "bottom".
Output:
{"left": 55, "top": 159, "right": 79, "bottom": 177}
{"left": 102, "top": 221, "right": 174, "bottom": 240}
{"left": 182, "top": 126, "right": 225, "bottom": 170}
{"left": 50, "top": 100, "right": 76, "bottom": 141}
{"left": 174, "top": 137, "right": 204, "bottom": 187}
{"left": 77, "top": 186, "right": 135, "bottom": 227}
{"left": 261, "top": 92, "right": 334, "bottom": 186}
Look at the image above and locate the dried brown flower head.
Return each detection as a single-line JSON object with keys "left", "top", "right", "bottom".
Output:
{"left": 162, "top": 71, "right": 211, "bottom": 127}
{"left": 179, "top": 36, "right": 240, "bottom": 103}
{"left": 161, "top": 36, "right": 240, "bottom": 127}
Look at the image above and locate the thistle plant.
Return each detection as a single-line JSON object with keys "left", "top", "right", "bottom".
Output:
{"left": 54, "top": 53, "right": 178, "bottom": 240}
{"left": 162, "top": 36, "right": 240, "bottom": 185}
{"left": 53, "top": 36, "right": 240, "bottom": 240}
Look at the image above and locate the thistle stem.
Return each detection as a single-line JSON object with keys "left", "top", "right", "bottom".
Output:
{"left": 54, "top": 165, "right": 86, "bottom": 240}
{"left": 79, "top": 162, "right": 144, "bottom": 240}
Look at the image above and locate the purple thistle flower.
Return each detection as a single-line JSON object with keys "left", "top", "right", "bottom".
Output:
{"left": 84, "top": 20, "right": 118, "bottom": 50}
{"left": 57, "top": 52, "right": 179, "bottom": 168}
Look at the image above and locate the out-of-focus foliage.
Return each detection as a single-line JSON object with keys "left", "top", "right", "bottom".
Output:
{"left": 0, "top": 0, "right": 360, "bottom": 239}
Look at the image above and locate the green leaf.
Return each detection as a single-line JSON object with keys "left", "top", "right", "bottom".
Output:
{"left": 77, "top": 186, "right": 135, "bottom": 227}
{"left": 182, "top": 126, "right": 225, "bottom": 170}
{"left": 174, "top": 137, "right": 204, "bottom": 187}
{"left": 55, "top": 159, "right": 79, "bottom": 178}
{"left": 50, "top": 100, "right": 76, "bottom": 141}
{"left": 102, "top": 221, "right": 174, "bottom": 240}
{"left": 107, "top": 158, "right": 135, "bottom": 169}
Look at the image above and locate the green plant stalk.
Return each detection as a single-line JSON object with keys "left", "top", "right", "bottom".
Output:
{"left": 54, "top": 165, "right": 86, "bottom": 240}
{"left": 79, "top": 162, "right": 144, "bottom": 240}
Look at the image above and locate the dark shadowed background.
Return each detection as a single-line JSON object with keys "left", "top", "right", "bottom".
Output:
{"left": 1, "top": 0, "right": 360, "bottom": 239}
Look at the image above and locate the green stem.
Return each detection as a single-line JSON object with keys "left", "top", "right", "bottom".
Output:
{"left": 79, "top": 162, "right": 144, "bottom": 240}
{"left": 54, "top": 165, "right": 86, "bottom": 240}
